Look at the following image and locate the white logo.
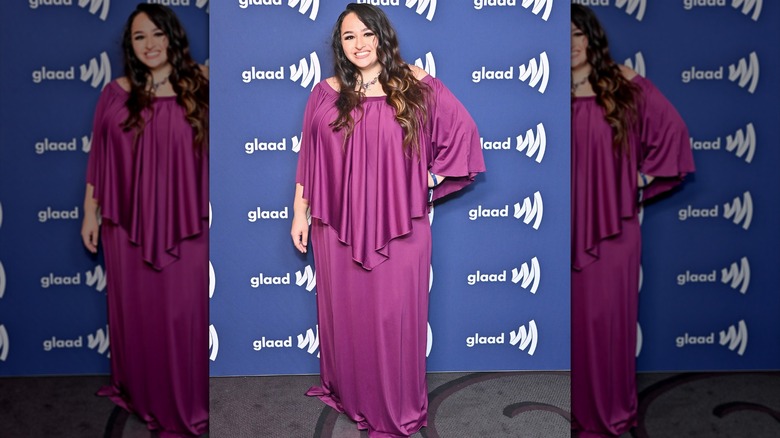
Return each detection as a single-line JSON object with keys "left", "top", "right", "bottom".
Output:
{"left": 209, "top": 261, "right": 215, "bottom": 299}
{"left": 518, "top": 52, "right": 549, "bottom": 93}
{"left": 80, "top": 51, "right": 112, "bottom": 89}
{"left": 250, "top": 272, "right": 290, "bottom": 287}
{"left": 615, "top": 0, "right": 646, "bottom": 21}
{"left": 245, "top": 137, "right": 293, "bottom": 153}
{"left": 292, "top": 133, "right": 302, "bottom": 153}
{"left": 254, "top": 336, "right": 293, "bottom": 350}
{"left": 723, "top": 191, "right": 753, "bottom": 230}
{"left": 414, "top": 52, "right": 436, "bottom": 77}
{"left": 732, "top": 0, "right": 762, "bottom": 21}
{"left": 636, "top": 322, "right": 642, "bottom": 358}
{"left": 297, "top": 325, "right": 320, "bottom": 357}
{"left": 405, "top": 0, "right": 436, "bottom": 21}
{"left": 0, "top": 325, "right": 8, "bottom": 361}
{"left": 0, "top": 202, "right": 3, "bottom": 229}
{"left": 35, "top": 137, "right": 92, "bottom": 155}
{"left": 290, "top": 52, "right": 321, "bottom": 90}
{"left": 81, "top": 135, "right": 92, "bottom": 153}
{"left": 209, "top": 202, "right": 213, "bottom": 228}
{"left": 516, "top": 122, "right": 546, "bottom": 163}
{"left": 0, "top": 261, "right": 6, "bottom": 299}
{"left": 511, "top": 256, "right": 540, "bottom": 294}
{"left": 288, "top": 0, "right": 319, "bottom": 20}
{"left": 87, "top": 325, "right": 110, "bottom": 357}
{"left": 721, "top": 257, "right": 750, "bottom": 294}
{"left": 725, "top": 123, "right": 756, "bottom": 163}
{"left": 719, "top": 320, "right": 748, "bottom": 356}
{"left": 513, "top": 191, "right": 543, "bottom": 230}
{"left": 521, "top": 0, "right": 553, "bottom": 21}
{"left": 85, "top": 265, "right": 107, "bottom": 292}
{"left": 509, "top": 320, "right": 538, "bottom": 355}
{"left": 38, "top": 206, "right": 79, "bottom": 223}
{"left": 426, "top": 322, "right": 433, "bottom": 357}
{"left": 209, "top": 324, "right": 219, "bottom": 361}
{"left": 728, "top": 51, "right": 759, "bottom": 94}
{"left": 196, "top": 0, "right": 209, "bottom": 10}
{"left": 248, "top": 206, "right": 289, "bottom": 222}
{"left": 32, "top": 66, "right": 75, "bottom": 84}
{"left": 78, "top": 0, "right": 109, "bottom": 20}
{"left": 624, "top": 51, "right": 646, "bottom": 77}
{"left": 295, "top": 265, "right": 316, "bottom": 292}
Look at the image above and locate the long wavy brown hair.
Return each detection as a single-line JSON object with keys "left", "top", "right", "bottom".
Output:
{"left": 121, "top": 4, "right": 208, "bottom": 148}
{"left": 572, "top": 4, "right": 638, "bottom": 151}
{"left": 330, "top": 3, "right": 428, "bottom": 155}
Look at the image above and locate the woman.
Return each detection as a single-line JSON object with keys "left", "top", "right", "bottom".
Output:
{"left": 80, "top": 4, "right": 209, "bottom": 437}
{"left": 570, "top": 5, "right": 695, "bottom": 437}
{"left": 291, "top": 4, "right": 485, "bottom": 437}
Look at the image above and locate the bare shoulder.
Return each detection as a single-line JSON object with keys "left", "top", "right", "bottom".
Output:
{"left": 619, "top": 64, "right": 638, "bottom": 81}
{"left": 199, "top": 64, "right": 209, "bottom": 79}
{"left": 116, "top": 77, "right": 131, "bottom": 92}
{"left": 408, "top": 64, "right": 428, "bottom": 80}
{"left": 325, "top": 76, "right": 340, "bottom": 92}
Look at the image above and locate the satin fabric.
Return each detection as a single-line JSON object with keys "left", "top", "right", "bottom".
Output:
{"left": 296, "top": 75, "right": 485, "bottom": 437}
{"left": 571, "top": 76, "right": 695, "bottom": 437}
{"left": 86, "top": 81, "right": 209, "bottom": 437}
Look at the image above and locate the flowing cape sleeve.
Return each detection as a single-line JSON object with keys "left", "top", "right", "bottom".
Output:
{"left": 295, "top": 83, "right": 328, "bottom": 194}
{"left": 635, "top": 76, "right": 695, "bottom": 201}
{"left": 424, "top": 76, "right": 486, "bottom": 202}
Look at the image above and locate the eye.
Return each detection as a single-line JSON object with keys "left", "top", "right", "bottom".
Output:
{"left": 133, "top": 35, "right": 144, "bottom": 41}
{"left": 343, "top": 35, "right": 354, "bottom": 41}
{"left": 364, "top": 31, "right": 375, "bottom": 37}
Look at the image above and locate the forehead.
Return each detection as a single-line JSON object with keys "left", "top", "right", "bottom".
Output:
{"left": 131, "top": 13, "right": 159, "bottom": 33}
{"left": 341, "top": 12, "right": 369, "bottom": 33}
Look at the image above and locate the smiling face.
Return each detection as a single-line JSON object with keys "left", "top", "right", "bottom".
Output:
{"left": 571, "top": 23, "right": 589, "bottom": 72}
{"left": 340, "top": 12, "right": 380, "bottom": 76}
{"left": 130, "top": 12, "right": 170, "bottom": 72}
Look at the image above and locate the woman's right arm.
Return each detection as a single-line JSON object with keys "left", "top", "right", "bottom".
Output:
{"left": 81, "top": 183, "right": 100, "bottom": 253}
{"left": 291, "top": 183, "right": 310, "bottom": 253}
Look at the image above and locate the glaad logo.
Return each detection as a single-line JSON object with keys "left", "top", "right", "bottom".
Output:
{"left": 427, "top": 322, "right": 433, "bottom": 357}
{"left": 288, "top": 0, "right": 319, "bottom": 21}
{"left": 196, "top": 0, "right": 209, "bottom": 10}
{"left": 0, "top": 324, "right": 8, "bottom": 361}
{"left": 518, "top": 52, "right": 549, "bottom": 93}
{"left": 676, "top": 257, "right": 750, "bottom": 294}
{"left": 248, "top": 206, "right": 289, "bottom": 221}
{"left": 473, "top": 0, "right": 552, "bottom": 21}
{"left": 675, "top": 320, "right": 748, "bottom": 356}
{"left": 405, "top": 0, "right": 436, "bottom": 21}
{"left": 209, "top": 324, "right": 219, "bottom": 361}
{"left": 517, "top": 122, "right": 546, "bottom": 163}
{"left": 414, "top": 52, "right": 436, "bottom": 77}
{"left": 0, "top": 201, "right": 3, "bottom": 229}
{"left": 465, "top": 320, "right": 538, "bottom": 355}
{"left": 209, "top": 261, "right": 215, "bottom": 299}
{"left": 245, "top": 136, "right": 294, "bottom": 153}
{"left": 732, "top": 0, "right": 762, "bottom": 21}
{"left": 87, "top": 326, "right": 110, "bottom": 357}
{"left": 624, "top": 52, "right": 646, "bottom": 77}
{"left": 723, "top": 191, "right": 753, "bottom": 230}
{"left": 38, "top": 206, "right": 79, "bottom": 223}
{"left": 636, "top": 322, "right": 642, "bottom": 357}
{"left": 719, "top": 320, "right": 748, "bottom": 356}
{"left": 80, "top": 52, "right": 112, "bottom": 89}
{"left": 295, "top": 265, "right": 316, "bottom": 292}
{"left": 290, "top": 52, "right": 321, "bottom": 90}
{"left": 691, "top": 123, "right": 756, "bottom": 164}
{"left": 250, "top": 271, "right": 290, "bottom": 287}
{"left": 297, "top": 325, "right": 320, "bottom": 357}
{"left": 514, "top": 191, "right": 543, "bottom": 230}
{"left": 511, "top": 256, "right": 541, "bottom": 294}
{"left": 292, "top": 133, "right": 302, "bottom": 153}
{"left": 254, "top": 335, "right": 293, "bottom": 350}
{"left": 728, "top": 52, "right": 759, "bottom": 94}
{"left": 678, "top": 191, "right": 752, "bottom": 230}
{"left": 85, "top": 265, "right": 107, "bottom": 292}
{"left": 616, "top": 0, "right": 646, "bottom": 21}
{"left": 78, "top": 0, "right": 109, "bottom": 20}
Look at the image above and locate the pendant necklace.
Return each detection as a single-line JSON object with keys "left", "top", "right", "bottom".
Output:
{"left": 360, "top": 73, "right": 380, "bottom": 91}
{"left": 571, "top": 76, "right": 589, "bottom": 93}
{"left": 152, "top": 76, "right": 169, "bottom": 92}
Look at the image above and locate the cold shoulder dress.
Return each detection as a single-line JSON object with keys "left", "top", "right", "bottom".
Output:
{"left": 571, "top": 75, "right": 695, "bottom": 437}
{"left": 295, "top": 75, "right": 485, "bottom": 438}
{"left": 86, "top": 81, "right": 209, "bottom": 437}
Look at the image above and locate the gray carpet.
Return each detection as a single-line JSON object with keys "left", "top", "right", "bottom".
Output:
{"left": 0, "top": 372, "right": 778, "bottom": 437}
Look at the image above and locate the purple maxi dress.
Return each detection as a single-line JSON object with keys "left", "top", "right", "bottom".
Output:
{"left": 571, "top": 76, "right": 695, "bottom": 437}
{"left": 86, "top": 81, "right": 209, "bottom": 437}
{"left": 296, "top": 75, "right": 485, "bottom": 438}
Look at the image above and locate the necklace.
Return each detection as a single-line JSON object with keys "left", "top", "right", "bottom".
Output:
{"left": 152, "top": 76, "right": 169, "bottom": 92}
{"left": 359, "top": 73, "right": 380, "bottom": 91}
{"left": 571, "top": 76, "right": 589, "bottom": 92}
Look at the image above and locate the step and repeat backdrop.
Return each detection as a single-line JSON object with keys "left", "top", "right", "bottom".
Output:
{"left": 572, "top": 0, "right": 779, "bottom": 370}
{"left": 0, "top": 1, "right": 208, "bottom": 376}
{"left": 209, "top": 1, "right": 571, "bottom": 375}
